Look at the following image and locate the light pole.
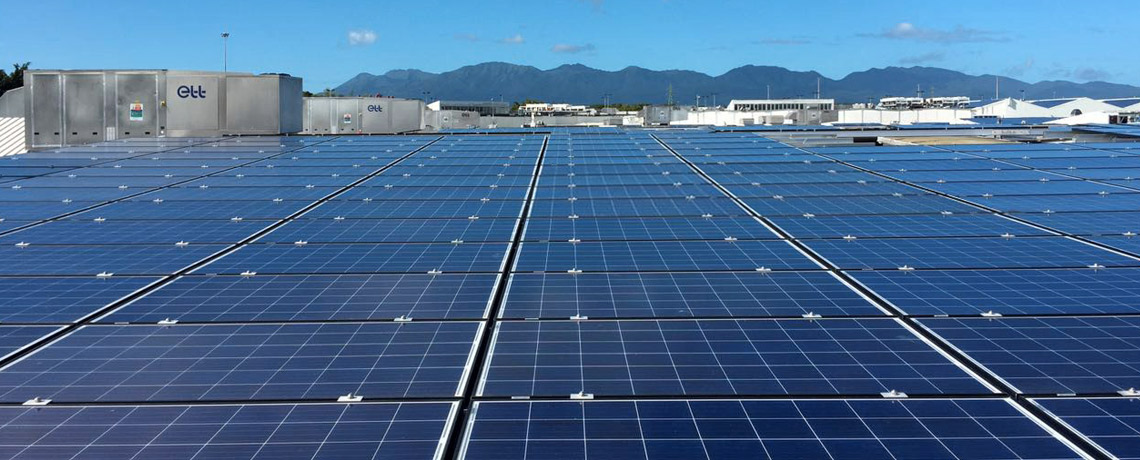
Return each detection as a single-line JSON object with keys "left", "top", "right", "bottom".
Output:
{"left": 221, "top": 32, "right": 230, "bottom": 73}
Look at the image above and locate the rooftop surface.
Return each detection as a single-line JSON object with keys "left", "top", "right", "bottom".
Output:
{"left": 0, "top": 129, "right": 1139, "bottom": 459}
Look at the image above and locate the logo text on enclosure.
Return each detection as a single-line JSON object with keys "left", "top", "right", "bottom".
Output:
{"left": 176, "top": 85, "right": 207, "bottom": 99}
{"left": 367, "top": 105, "right": 384, "bottom": 112}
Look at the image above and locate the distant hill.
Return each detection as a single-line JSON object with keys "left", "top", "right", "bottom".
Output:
{"left": 334, "top": 62, "right": 1140, "bottom": 104}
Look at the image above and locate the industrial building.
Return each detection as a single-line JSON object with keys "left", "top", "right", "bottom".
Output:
{"left": 726, "top": 98, "right": 835, "bottom": 111}
{"left": 426, "top": 100, "right": 510, "bottom": 116}
{"left": 517, "top": 102, "right": 596, "bottom": 116}
{"left": 642, "top": 99, "right": 837, "bottom": 126}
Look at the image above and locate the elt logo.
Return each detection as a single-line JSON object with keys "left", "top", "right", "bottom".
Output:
{"left": 367, "top": 105, "right": 384, "bottom": 113}
{"left": 177, "top": 85, "right": 207, "bottom": 99}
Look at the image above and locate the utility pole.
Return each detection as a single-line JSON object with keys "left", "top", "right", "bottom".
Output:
{"left": 815, "top": 77, "right": 821, "bottom": 99}
{"left": 666, "top": 84, "right": 675, "bottom": 107}
{"left": 766, "top": 84, "right": 770, "bottom": 100}
{"left": 995, "top": 76, "right": 1000, "bottom": 100}
{"left": 711, "top": 92, "right": 718, "bottom": 109}
{"left": 221, "top": 32, "right": 230, "bottom": 73}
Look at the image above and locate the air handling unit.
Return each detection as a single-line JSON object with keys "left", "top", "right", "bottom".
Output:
{"left": 302, "top": 97, "right": 424, "bottom": 134}
{"left": 23, "top": 70, "right": 302, "bottom": 149}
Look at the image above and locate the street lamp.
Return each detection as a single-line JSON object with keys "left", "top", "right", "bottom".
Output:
{"left": 221, "top": 32, "right": 230, "bottom": 73}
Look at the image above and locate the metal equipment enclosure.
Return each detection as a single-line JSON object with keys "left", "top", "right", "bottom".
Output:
{"left": 23, "top": 70, "right": 302, "bottom": 149}
{"left": 0, "top": 87, "right": 24, "bottom": 117}
{"left": 302, "top": 97, "right": 423, "bottom": 134}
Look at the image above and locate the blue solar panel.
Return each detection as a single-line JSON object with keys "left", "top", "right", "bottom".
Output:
{"left": 1094, "top": 236, "right": 1140, "bottom": 256}
{"left": 1035, "top": 398, "right": 1140, "bottom": 459}
{"left": 1014, "top": 212, "right": 1140, "bottom": 236}
{"left": 308, "top": 199, "right": 525, "bottom": 219}
{"left": 745, "top": 195, "right": 977, "bottom": 217}
{"left": 199, "top": 243, "right": 508, "bottom": 274}
{"left": 266, "top": 218, "right": 517, "bottom": 243}
{"left": 0, "top": 244, "right": 226, "bottom": 276}
{"left": 0, "top": 322, "right": 481, "bottom": 402}
{"left": 75, "top": 199, "right": 308, "bottom": 220}
{"left": 922, "top": 316, "right": 1140, "bottom": 394}
{"left": 0, "top": 202, "right": 102, "bottom": 221}
{"left": 101, "top": 274, "right": 495, "bottom": 322}
{"left": 0, "top": 327, "right": 59, "bottom": 360}
{"left": 853, "top": 268, "right": 1140, "bottom": 316}
{"left": 522, "top": 217, "right": 776, "bottom": 241}
{"left": 462, "top": 399, "right": 1080, "bottom": 460}
{"left": 930, "top": 180, "right": 1118, "bottom": 196}
{"left": 0, "top": 277, "right": 159, "bottom": 323}
{"left": 514, "top": 240, "right": 819, "bottom": 272}
{"left": 0, "top": 220, "right": 270, "bottom": 245}
{"left": 139, "top": 186, "right": 343, "bottom": 201}
{"left": 502, "top": 272, "right": 881, "bottom": 319}
{"left": 0, "top": 402, "right": 456, "bottom": 459}
{"left": 9, "top": 131, "right": 1140, "bottom": 458}
{"left": 726, "top": 181, "right": 918, "bottom": 197}
{"left": 478, "top": 319, "right": 990, "bottom": 397}
{"left": 890, "top": 170, "right": 1071, "bottom": 183}
{"left": 343, "top": 185, "right": 529, "bottom": 200}
{"left": 805, "top": 237, "right": 1138, "bottom": 270}
{"left": 1012, "top": 157, "right": 1140, "bottom": 170}
{"left": 975, "top": 194, "right": 1140, "bottom": 213}
{"left": 0, "top": 187, "right": 141, "bottom": 202}
{"left": 534, "top": 184, "right": 724, "bottom": 200}
{"left": 770, "top": 213, "right": 1048, "bottom": 239}
{"left": 528, "top": 197, "right": 748, "bottom": 218}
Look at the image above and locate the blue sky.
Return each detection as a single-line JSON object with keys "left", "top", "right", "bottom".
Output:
{"left": 0, "top": 0, "right": 1133, "bottom": 91}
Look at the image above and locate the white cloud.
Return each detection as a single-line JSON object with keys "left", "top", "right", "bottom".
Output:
{"left": 552, "top": 43, "right": 596, "bottom": 54}
{"left": 347, "top": 29, "right": 377, "bottom": 46}
{"left": 454, "top": 33, "right": 480, "bottom": 42}
{"left": 500, "top": 34, "right": 525, "bottom": 44}
{"left": 862, "top": 22, "right": 1008, "bottom": 43}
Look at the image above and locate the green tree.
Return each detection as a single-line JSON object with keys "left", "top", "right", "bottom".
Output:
{"left": 0, "top": 62, "right": 30, "bottom": 97}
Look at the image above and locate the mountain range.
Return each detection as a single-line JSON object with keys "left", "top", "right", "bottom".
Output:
{"left": 334, "top": 62, "right": 1140, "bottom": 105}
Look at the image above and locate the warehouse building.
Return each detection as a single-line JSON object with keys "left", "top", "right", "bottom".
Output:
{"left": 426, "top": 100, "right": 510, "bottom": 116}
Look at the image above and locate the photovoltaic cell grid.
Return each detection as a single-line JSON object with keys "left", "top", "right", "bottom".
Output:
{"left": 1035, "top": 397, "right": 1140, "bottom": 459}
{"left": 461, "top": 399, "right": 1079, "bottom": 460}
{"left": 2, "top": 132, "right": 1139, "bottom": 458}
{"left": 0, "top": 402, "right": 457, "bottom": 459}
{"left": 0, "top": 135, "right": 528, "bottom": 458}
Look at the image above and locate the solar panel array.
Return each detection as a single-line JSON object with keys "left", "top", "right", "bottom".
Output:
{"left": 1, "top": 130, "right": 1139, "bottom": 459}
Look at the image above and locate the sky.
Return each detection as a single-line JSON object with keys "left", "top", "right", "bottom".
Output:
{"left": 0, "top": 0, "right": 1134, "bottom": 91}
